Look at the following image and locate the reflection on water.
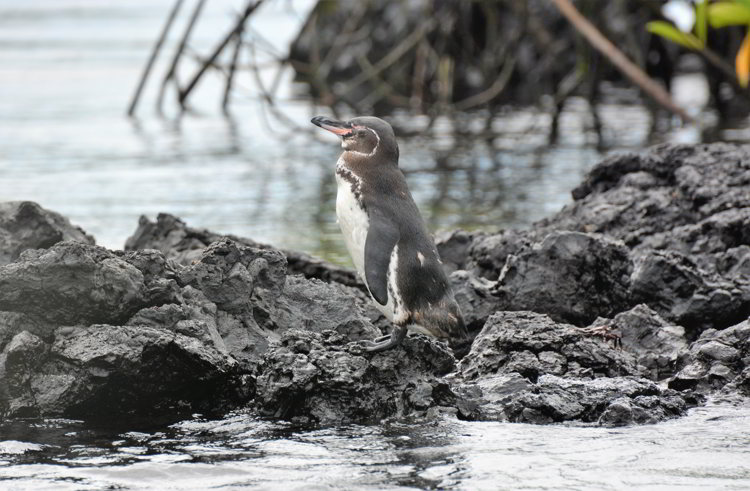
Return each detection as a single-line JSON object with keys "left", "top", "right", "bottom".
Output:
{"left": 2, "top": 0, "right": 747, "bottom": 266}
{"left": 1, "top": 400, "right": 750, "bottom": 490}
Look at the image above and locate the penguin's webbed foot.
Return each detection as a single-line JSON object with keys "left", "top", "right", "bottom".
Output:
{"left": 363, "top": 325, "right": 407, "bottom": 352}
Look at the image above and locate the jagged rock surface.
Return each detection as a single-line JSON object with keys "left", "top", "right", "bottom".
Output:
{"left": 669, "top": 319, "right": 750, "bottom": 394}
{"left": 125, "top": 213, "right": 362, "bottom": 289}
{"left": 460, "top": 311, "right": 639, "bottom": 382}
{"left": 441, "top": 144, "right": 750, "bottom": 338}
{"left": 0, "top": 201, "right": 94, "bottom": 266}
{"left": 493, "top": 232, "right": 632, "bottom": 326}
{"left": 255, "top": 329, "right": 457, "bottom": 425}
{"left": 597, "top": 304, "right": 688, "bottom": 380}
{"left": 0, "top": 237, "right": 379, "bottom": 422}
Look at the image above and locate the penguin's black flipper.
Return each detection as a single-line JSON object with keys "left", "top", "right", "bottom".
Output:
{"left": 364, "top": 208, "right": 399, "bottom": 305}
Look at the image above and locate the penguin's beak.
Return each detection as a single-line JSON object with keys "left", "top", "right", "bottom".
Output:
{"left": 311, "top": 116, "right": 354, "bottom": 137}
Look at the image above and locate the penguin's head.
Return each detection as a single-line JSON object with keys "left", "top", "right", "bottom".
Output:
{"left": 311, "top": 116, "right": 398, "bottom": 161}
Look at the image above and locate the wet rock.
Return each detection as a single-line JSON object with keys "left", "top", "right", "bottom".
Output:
{"left": 457, "top": 372, "right": 687, "bottom": 426}
{"left": 178, "top": 238, "right": 287, "bottom": 315}
{"left": 435, "top": 229, "right": 483, "bottom": 274}
{"left": 0, "top": 201, "right": 94, "bottom": 266}
{"left": 1, "top": 324, "right": 249, "bottom": 421}
{"left": 460, "top": 311, "right": 638, "bottom": 382}
{"left": 437, "top": 143, "right": 750, "bottom": 343}
{"left": 0, "top": 230, "right": 381, "bottom": 422}
{"left": 552, "top": 144, "right": 750, "bottom": 265}
{"left": 727, "top": 367, "right": 750, "bottom": 396}
{"left": 270, "top": 275, "right": 381, "bottom": 341}
{"left": 177, "top": 238, "right": 379, "bottom": 344}
{"left": 599, "top": 305, "right": 688, "bottom": 380}
{"left": 125, "top": 213, "right": 362, "bottom": 289}
{"left": 507, "top": 376, "right": 687, "bottom": 426}
{"left": 669, "top": 319, "right": 750, "bottom": 393}
{"left": 255, "top": 329, "right": 456, "bottom": 425}
{"left": 629, "top": 250, "right": 750, "bottom": 335}
{"left": 493, "top": 232, "right": 632, "bottom": 325}
{"left": 464, "top": 228, "right": 535, "bottom": 280}
{"left": 0, "top": 242, "right": 178, "bottom": 326}
{"left": 448, "top": 270, "right": 499, "bottom": 333}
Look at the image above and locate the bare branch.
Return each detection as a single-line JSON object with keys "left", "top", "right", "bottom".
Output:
{"left": 128, "top": 0, "right": 184, "bottom": 117}
{"left": 551, "top": 0, "right": 694, "bottom": 123}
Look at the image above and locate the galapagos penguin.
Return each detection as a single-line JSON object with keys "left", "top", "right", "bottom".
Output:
{"left": 311, "top": 115, "right": 467, "bottom": 352}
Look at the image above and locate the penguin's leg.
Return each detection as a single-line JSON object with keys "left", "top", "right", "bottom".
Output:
{"left": 363, "top": 324, "right": 408, "bottom": 352}
{"left": 371, "top": 334, "right": 391, "bottom": 344}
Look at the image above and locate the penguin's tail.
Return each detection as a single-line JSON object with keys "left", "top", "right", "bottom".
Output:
{"left": 411, "top": 299, "right": 469, "bottom": 343}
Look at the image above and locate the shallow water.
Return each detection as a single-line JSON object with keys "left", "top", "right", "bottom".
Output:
{"left": 1, "top": 399, "right": 750, "bottom": 490}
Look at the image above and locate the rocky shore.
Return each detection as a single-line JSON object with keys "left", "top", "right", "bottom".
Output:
{"left": 1, "top": 143, "right": 748, "bottom": 427}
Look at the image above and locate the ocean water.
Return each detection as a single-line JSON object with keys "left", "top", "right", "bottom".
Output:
{"left": 1, "top": 400, "right": 750, "bottom": 490}
{"left": 2, "top": 2, "right": 750, "bottom": 489}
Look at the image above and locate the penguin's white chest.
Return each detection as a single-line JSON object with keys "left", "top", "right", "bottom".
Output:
{"left": 335, "top": 169, "right": 368, "bottom": 277}
{"left": 335, "top": 165, "right": 407, "bottom": 325}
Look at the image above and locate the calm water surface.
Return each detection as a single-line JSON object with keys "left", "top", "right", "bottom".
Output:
{"left": 2, "top": 2, "right": 750, "bottom": 489}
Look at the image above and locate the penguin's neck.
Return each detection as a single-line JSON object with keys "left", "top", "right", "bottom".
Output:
{"left": 336, "top": 154, "right": 363, "bottom": 203}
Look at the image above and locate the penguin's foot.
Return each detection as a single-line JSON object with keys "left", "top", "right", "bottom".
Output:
{"left": 363, "top": 325, "right": 407, "bottom": 352}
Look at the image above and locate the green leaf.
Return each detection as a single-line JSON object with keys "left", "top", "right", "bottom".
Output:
{"left": 647, "top": 21, "right": 704, "bottom": 50}
{"left": 707, "top": 3, "right": 750, "bottom": 28}
{"left": 736, "top": 0, "right": 750, "bottom": 13}
{"left": 696, "top": 0, "right": 707, "bottom": 45}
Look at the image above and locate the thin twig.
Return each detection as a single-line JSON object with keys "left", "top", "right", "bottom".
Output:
{"left": 454, "top": 54, "right": 517, "bottom": 111}
{"left": 223, "top": 29, "right": 244, "bottom": 113}
{"left": 551, "top": 0, "right": 694, "bottom": 123}
{"left": 178, "top": 0, "right": 265, "bottom": 109}
{"left": 339, "top": 19, "right": 436, "bottom": 96}
{"left": 127, "top": 0, "right": 184, "bottom": 116}
{"left": 157, "top": 0, "right": 206, "bottom": 114}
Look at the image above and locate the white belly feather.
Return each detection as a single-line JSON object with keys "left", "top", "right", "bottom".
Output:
{"left": 335, "top": 169, "right": 408, "bottom": 325}
{"left": 335, "top": 172, "right": 368, "bottom": 277}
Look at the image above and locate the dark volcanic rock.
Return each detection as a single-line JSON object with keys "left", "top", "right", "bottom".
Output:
{"left": 599, "top": 304, "right": 688, "bottom": 380}
{"left": 0, "top": 201, "right": 94, "bottom": 266}
{"left": 435, "top": 229, "right": 484, "bottom": 274}
{"left": 439, "top": 143, "right": 750, "bottom": 341}
{"left": 1, "top": 324, "right": 248, "bottom": 420}
{"left": 493, "top": 232, "right": 632, "bottom": 326}
{"left": 0, "top": 229, "right": 380, "bottom": 422}
{"left": 448, "top": 270, "right": 500, "bottom": 333}
{"left": 126, "top": 213, "right": 362, "bottom": 289}
{"left": 176, "top": 238, "right": 379, "bottom": 346}
{"left": 178, "top": 238, "right": 287, "bottom": 315}
{"left": 460, "top": 311, "right": 639, "bottom": 382}
{"left": 255, "top": 329, "right": 456, "bottom": 425}
{"left": 456, "top": 371, "right": 688, "bottom": 426}
{"left": 669, "top": 319, "right": 750, "bottom": 394}
{"left": 463, "top": 228, "right": 536, "bottom": 280}
{"left": 549, "top": 144, "right": 750, "bottom": 270}
{"left": 0, "top": 242, "right": 178, "bottom": 326}
{"left": 505, "top": 375, "right": 687, "bottom": 426}
{"left": 629, "top": 250, "right": 750, "bottom": 335}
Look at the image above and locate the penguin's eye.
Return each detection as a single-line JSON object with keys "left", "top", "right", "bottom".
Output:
{"left": 357, "top": 129, "right": 367, "bottom": 137}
